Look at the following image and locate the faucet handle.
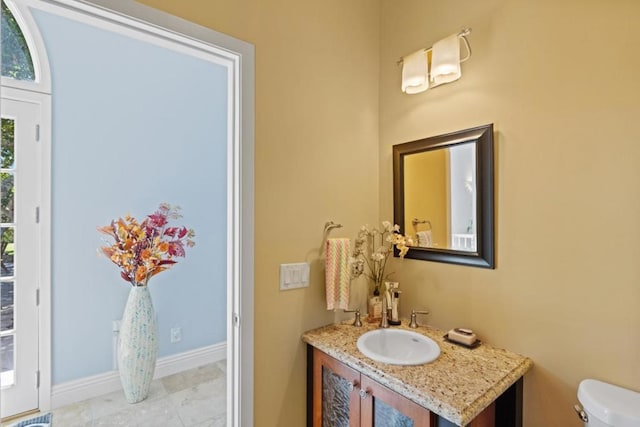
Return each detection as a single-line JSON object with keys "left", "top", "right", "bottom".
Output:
{"left": 344, "top": 309, "right": 363, "bottom": 327}
{"left": 409, "top": 309, "right": 430, "bottom": 328}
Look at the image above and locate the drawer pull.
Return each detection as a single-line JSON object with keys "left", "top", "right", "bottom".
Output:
{"left": 359, "top": 389, "right": 370, "bottom": 400}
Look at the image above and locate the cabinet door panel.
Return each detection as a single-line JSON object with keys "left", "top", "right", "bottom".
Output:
{"left": 313, "top": 348, "right": 361, "bottom": 427}
{"left": 373, "top": 398, "right": 415, "bottom": 426}
{"left": 361, "top": 375, "right": 434, "bottom": 427}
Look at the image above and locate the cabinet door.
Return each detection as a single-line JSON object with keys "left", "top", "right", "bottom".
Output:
{"left": 360, "top": 375, "right": 435, "bottom": 427}
{"left": 313, "top": 348, "right": 362, "bottom": 427}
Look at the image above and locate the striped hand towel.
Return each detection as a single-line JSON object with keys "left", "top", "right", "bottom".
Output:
{"left": 325, "top": 238, "right": 351, "bottom": 310}
{"left": 416, "top": 230, "right": 433, "bottom": 248}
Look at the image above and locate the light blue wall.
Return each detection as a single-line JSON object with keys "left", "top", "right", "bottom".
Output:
{"left": 33, "top": 11, "right": 228, "bottom": 385}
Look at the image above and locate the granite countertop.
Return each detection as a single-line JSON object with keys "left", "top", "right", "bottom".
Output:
{"left": 302, "top": 321, "right": 533, "bottom": 426}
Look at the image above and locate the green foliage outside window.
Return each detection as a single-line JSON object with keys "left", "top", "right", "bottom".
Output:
{"left": 1, "top": 1, "right": 35, "bottom": 80}
{"left": 1, "top": 119, "right": 15, "bottom": 274}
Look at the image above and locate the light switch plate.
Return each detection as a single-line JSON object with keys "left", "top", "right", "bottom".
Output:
{"left": 280, "top": 262, "right": 310, "bottom": 290}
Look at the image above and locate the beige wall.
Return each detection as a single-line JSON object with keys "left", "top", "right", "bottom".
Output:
{"left": 380, "top": 1, "right": 640, "bottom": 426}
{"left": 136, "top": 0, "right": 640, "bottom": 425}
{"left": 136, "top": 0, "right": 381, "bottom": 425}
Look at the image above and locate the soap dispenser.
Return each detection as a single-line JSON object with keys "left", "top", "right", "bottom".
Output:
{"left": 388, "top": 283, "right": 401, "bottom": 326}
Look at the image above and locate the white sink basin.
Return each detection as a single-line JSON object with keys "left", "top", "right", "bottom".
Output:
{"left": 356, "top": 328, "right": 440, "bottom": 366}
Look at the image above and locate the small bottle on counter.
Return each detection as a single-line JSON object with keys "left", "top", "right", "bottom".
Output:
{"left": 368, "top": 294, "right": 382, "bottom": 322}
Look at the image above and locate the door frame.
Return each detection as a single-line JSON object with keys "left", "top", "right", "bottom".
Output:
{"left": 1, "top": 0, "right": 52, "bottom": 416}
{"left": 0, "top": 88, "right": 51, "bottom": 417}
{"left": 11, "top": 0, "right": 255, "bottom": 425}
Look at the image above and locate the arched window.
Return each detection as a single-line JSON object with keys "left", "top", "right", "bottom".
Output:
{"left": 1, "top": 0, "right": 50, "bottom": 92}
{"left": 1, "top": 1, "right": 35, "bottom": 80}
{"left": 1, "top": 0, "right": 51, "bottom": 418}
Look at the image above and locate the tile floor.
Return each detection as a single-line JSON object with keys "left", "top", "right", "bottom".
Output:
{"left": 3, "top": 361, "right": 226, "bottom": 427}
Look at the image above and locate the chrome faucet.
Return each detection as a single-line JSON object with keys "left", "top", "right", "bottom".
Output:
{"left": 344, "top": 308, "right": 362, "bottom": 327}
{"left": 409, "top": 309, "right": 430, "bottom": 328}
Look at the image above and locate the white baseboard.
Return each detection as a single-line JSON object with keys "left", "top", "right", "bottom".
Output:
{"left": 51, "top": 342, "right": 226, "bottom": 409}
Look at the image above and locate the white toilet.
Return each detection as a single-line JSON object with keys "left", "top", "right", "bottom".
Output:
{"left": 575, "top": 379, "right": 640, "bottom": 426}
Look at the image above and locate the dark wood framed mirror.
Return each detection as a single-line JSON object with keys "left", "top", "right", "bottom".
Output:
{"left": 393, "top": 124, "right": 494, "bottom": 268}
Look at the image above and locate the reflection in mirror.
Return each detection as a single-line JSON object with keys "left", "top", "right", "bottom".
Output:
{"left": 404, "top": 142, "right": 476, "bottom": 252}
{"left": 393, "top": 124, "right": 494, "bottom": 268}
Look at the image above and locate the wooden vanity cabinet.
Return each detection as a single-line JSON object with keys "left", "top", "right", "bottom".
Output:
{"left": 308, "top": 347, "right": 502, "bottom": 427}
{"left": 310, "top": 347, "right": 435, "bottom": 427}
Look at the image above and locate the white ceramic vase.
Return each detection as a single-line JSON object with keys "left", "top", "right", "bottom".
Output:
{"left": 118, "top": 286, "right": 158, "bottom": 404}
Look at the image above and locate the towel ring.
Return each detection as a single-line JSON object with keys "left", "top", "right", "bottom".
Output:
{"left": 324, "top": 221, "right": 343, "bottom": 233}
{"left": 320, "top": 221, "right": 343, "bottom": 255}
{"left": 412, "top": 218, "right": 432, "bottom": 230}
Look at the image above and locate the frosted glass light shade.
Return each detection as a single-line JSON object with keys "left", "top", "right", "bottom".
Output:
{"left": 430, "top": 33, "right": 461, "bottom": 86}
{"left": 401, "top": 50, "right": 429, "bottom": 94}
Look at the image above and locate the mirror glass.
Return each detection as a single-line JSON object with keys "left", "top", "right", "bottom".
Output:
{"left": 393, "top": 124, "right": 494, "bottom": 268}
{"left": 404, "top": 142, "right": 476, "bottom": 252}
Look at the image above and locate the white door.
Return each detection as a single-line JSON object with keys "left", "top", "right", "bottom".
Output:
{"left": 1, "top": 95, "right": 41, "bottom": 417}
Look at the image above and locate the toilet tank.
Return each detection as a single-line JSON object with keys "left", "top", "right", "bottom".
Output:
{"left": 578, "top": 379, "right": 640, "bottom": 427}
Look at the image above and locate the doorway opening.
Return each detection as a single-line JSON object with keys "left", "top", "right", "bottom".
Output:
{"left": 0, "top": 1, "right": 254, "bottom": 425}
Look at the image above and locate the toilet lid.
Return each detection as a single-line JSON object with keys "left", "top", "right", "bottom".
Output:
{"left": 578, "top": 379, "right": 640, "bottom": 427}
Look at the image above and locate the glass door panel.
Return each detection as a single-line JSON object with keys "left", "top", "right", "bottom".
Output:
{"left": 322, "top": 366, "right": 353, "bottom": 427}
{"left": 373, "top": 398, "right": 414, "bottom": 427}
{"left": 1, "top": 116, "right": 16, "bottom": 389}
{"left": 313, "top": 348, "right": 361, "bottom": 427}
{"left": 361, "top": 376, "right": 434, "bottom": 427}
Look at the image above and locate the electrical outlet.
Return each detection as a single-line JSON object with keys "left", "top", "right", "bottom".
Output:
{"left": 112, "top": 320, "right": 121, "bottom": 332}
{"left": 171, "top": 327, "right": 182, "bottom": 343}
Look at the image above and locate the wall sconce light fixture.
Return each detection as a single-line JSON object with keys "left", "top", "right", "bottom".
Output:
{"left": 399, "top": 28, "right": 472, "bottom": 94}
